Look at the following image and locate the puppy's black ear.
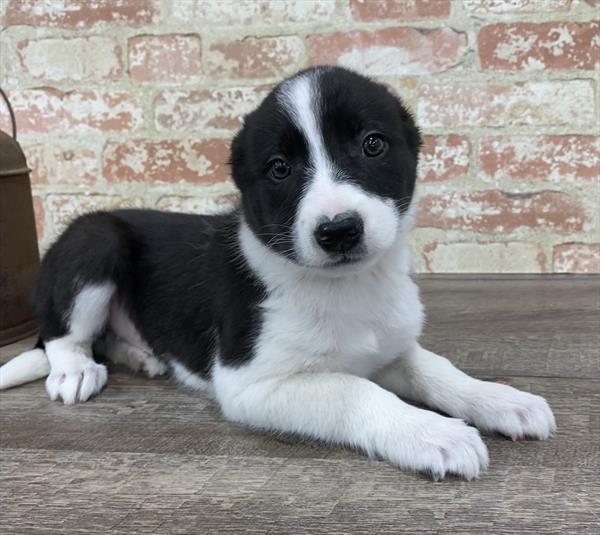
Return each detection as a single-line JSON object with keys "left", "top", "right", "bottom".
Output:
{"left": 229, "top": 123, "right": 246, "bottom": 189}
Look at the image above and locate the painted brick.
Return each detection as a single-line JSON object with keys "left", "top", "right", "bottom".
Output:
{"left": 417, "top": 191, "right": 587, "bottom": 233}
{"left": 553, "top": 243, "right": 600, "bottom": 273}
{"left": 155, "top": 194, "right": 239, "bottom": 214}
{"left": 65, "top": 91, "right": 144, "bottom": 133}
{"left": 154, "top": 86, "right": 271, "bottom": 132}
{"left": 170, "top": 0, "right": 335, "bottom": 25}
{"left": 479, "top": 22, "right": 599, "bottom": 71}
{"left": 32, "top": 195, "right": 45, "bottom": 243}
{"left": 206, "top": 36, "right": 305, "bottom": 79}
{"left": 422, "top": 242, "right": 547, "bottom": 273}
{"left": 463, "top": 0, "right": 571, "bottom": 13}
{"left": 4, "top": 0, "right": 156, "bottom": 28}
{"left": 417, "top": 81, "right": 594, "bottom": 127}
{"left": 44, "top": 194, "right": 146, "bottom": 242}
{"left": 17, "top": 36, "right": 122, "bottom": 82}
{"left": 0, "top": 90, "right": 143, "bottom": 134}
{"left": 350, "top": 0, "right": 451, "bottom": 21}
{"left": 102, "top": 139, "right": 230, "bottom": 184}
{"left": 419, "top": 135, "right": 471, "bottom": 182}
{"left": 479, "top": 136, "right": 600, "bottom": 184}
{"left": 308, "top": 27, "right": 467, "bottom": 75}
{"left": 129, "top": 34, "right": 202, "bottom": 83}
{"left": 0, "top": 89, "right": 63, "bottom": 134}
{"left": 25, "top": 144, "right": 98, "bottom": 186}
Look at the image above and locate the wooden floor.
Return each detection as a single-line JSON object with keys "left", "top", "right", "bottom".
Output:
{"left": 1, "top": 276, "right": 598, "bottom": 534}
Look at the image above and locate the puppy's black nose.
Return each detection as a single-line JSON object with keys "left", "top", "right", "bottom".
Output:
{"left": 314, "top": 212, "right": 364, "bottom": 254}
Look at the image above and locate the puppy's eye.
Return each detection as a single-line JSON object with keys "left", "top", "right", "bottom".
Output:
{"left": 363, "top": 134, "right": 386, "bottom": 157}
{"left": 268, "top": 159, "right": 291, "bottom": 181}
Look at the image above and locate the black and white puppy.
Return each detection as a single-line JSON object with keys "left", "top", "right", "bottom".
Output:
{"left": 0, "top": 66, "right": 555, "bottom": 479}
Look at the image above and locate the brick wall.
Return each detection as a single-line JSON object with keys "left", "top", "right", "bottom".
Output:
{"left": 0, "top": 0, "right": 598, "bottom": 273}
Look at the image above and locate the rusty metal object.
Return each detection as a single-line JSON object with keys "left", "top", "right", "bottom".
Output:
{"left": 0, "top": 87, "right": 40, "bottom": 345}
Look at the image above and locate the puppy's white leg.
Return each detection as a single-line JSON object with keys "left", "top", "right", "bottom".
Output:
{"left": 214, "top": 368, "right": 488, "bottom": 480}
{"left": 45, "top": 284, "right": 114, "bottom": 404}
{"left": 101, "top": 331, "right": 167, "bottom": 378}
{"left": 374, "top": 344, "right": 556, "bottom": 440}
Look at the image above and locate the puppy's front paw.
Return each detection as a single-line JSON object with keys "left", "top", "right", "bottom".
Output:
{"left": 46, "top": 361, "right": 107, "bottom": 405}
{"left": 386, "top": 412, "right": 489, "bottom": 480}
{"left": 464, "top": 381, "right": 556, "bottom": 440}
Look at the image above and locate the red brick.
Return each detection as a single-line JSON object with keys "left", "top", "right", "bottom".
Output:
{"left": 32, "top": 195, "right": 45, "bottom": 243}
{"left": 102, "top": 139, "right": 230, "bottom": 184}
{"left": 154, "top": 86, "right": 271, "bottom": 132}
{"left": 416, "top": 191, "right": 587, "bottom": 234}
{"left": 350, "top": 0, "right": 451, "bottom": 21}
{"left": 308, "top": 27, "right": 466, "bottom": 75}
{"left": 553, "top": 243, "right": 600, "bottom": 273}
{"left": 419, "top": 135, "right": 471, "bottom": 182}
{"left": 24, "top": 144, "right": 98, "bottom": 186}
{"left": 422, "top": 242, "right": 547, "bottom": 273}
{"left": 155, "top": 194, "right": 239, "bottom": 214}
{"left": 0, "top": 90, "right": 143, "bottom": 134}
{"left": 17, "top": 36, "right": 122, "bottom": 82}
{"left": 417, "top": 81, "right": 593, "bottom": 127}
{"left": 464, "top": 0, "right": 571, "bottom": 13}
{"left": 207, "top": 36, "right": 305, "bottom": 79}
{"left": 479, "top": 22, "right": 599, "bottom": 71}
{"left": 479, "top": 136, "right": 600, "bottom": 184}
{"left": 129, "top": 34, "right": 202, "bottom": 83}
{"left": 4, "top": 0, "right": 156, "bottom": 28}
{"left": 170, "top": 1, "right": 335, "bottom": 25}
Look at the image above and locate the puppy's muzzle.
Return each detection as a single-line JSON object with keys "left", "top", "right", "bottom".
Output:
{"left": 314, "top": 211, "right": 364, "bottom": 254}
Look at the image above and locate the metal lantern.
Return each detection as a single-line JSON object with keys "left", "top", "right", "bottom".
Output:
{"left": 0, "top": 88, "right": 40, "bottom": 345}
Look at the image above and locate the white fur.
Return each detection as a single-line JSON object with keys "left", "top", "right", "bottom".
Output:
{"left": 374, "top": 345, "right": 556, "bottom": 440}
{"left": 215, "top": 365, "right": 488, "bottom": 480}
{"left": 101, "top": 331, "right": 167, "bottom": 378}
{"left": 99, "top": 302, "right": 167, "bottom": 378}
{"left": 0, "top": 349, "right": 49, "bottom": 389}
{"left": 279, "top": 71, "right": 399, "bottom": 268}
{"left": 45, "top": 283, "right": 114, "bottom": 404}
{"left": 171, "top": 361, "right": 212, "bottom": 393}
{"left": 214, "top": 221, "right": 491, "bottom": 479}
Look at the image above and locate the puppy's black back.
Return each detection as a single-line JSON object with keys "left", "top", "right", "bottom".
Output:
{"left": 34, "top": 209, "right": 265, "bottom": 377}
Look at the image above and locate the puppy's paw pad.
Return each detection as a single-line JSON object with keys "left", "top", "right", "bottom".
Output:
{"left": 46, "top": 362, "right": 107, "bottom": 404}
{"left": 467, "top": 383, "right": 556, "bottom": 440}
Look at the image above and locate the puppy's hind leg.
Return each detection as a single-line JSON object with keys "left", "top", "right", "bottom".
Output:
{"left": 99, "top": 331, "right": 167, "bottom": 378}
{"left": 45, "top": 284, "right": 114, "bottom": 404}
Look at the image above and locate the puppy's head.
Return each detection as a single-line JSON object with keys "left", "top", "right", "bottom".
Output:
{"left": 231, "top": 66, "right": 421, "bottom": 274}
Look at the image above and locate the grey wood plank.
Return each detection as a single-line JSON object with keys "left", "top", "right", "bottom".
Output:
{"left": 418, "top": 276, "right": 600, "bottom": 379}
{"left": 1, "top": 449, "right": 598, "bottom": 534}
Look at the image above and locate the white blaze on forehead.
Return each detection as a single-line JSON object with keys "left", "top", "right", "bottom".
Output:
{"left": 277, "top": 71, "right": 401, "bottom": 268}
{"left": 277, "top": 71, "right": 335, "bottom": 182}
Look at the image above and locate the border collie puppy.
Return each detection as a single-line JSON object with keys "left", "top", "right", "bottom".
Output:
{"left": 0, "top": 66, "right": 555, "bottom": 479}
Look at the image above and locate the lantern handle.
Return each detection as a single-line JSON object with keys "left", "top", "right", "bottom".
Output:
{"left": 0, "top": 87, "right": 17, "bottom": 141}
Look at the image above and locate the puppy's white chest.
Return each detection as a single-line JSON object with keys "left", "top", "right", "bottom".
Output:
{"left": 257, "top": 271, "right": 423, "bottom": 378}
